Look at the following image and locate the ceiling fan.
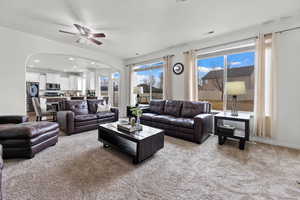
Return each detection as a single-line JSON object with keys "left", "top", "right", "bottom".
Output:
{"left": 59, "top": 24, "right": 105, "bottom": 45}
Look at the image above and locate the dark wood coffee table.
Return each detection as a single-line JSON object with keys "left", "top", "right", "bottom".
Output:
{"left": 98, "top": 122, "right": 164, "bottom": 164}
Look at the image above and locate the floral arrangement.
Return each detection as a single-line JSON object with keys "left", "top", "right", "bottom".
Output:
{"left": 130, "top": 107, "right": 143, "bottom": 117}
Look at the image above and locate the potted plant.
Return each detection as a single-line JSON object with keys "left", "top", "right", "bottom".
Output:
{"left": 130, "top": 107, "right": 143, "bottom": 128}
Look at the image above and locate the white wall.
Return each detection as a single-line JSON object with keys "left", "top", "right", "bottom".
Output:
{"left": 125, "top": 16, "right": 300, "bottom": 101}
{"left": 124, "top": 16, "right": 300, "bottom": 149}
{"left": 0, "top": 25, "right": 123, "bottom": 115}
{"left": 275, "top": 29, "right": 300, "bottom": 149}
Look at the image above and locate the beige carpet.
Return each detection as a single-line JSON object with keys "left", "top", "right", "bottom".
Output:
{"left": 3, "top": 131, "right": 300, "bottom": 200}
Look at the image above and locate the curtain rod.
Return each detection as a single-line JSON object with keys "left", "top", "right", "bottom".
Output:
{"left": 191, "top": 36, "right": 257, "bottom": 53}
{"left": 275, "top": 26, "right": 300, "bottom": 34}
{"left": 126, "top": 54, "right": 174, "bottom": 67}
{"left": 185, "top": 26, "right": 300, "bottom": 54}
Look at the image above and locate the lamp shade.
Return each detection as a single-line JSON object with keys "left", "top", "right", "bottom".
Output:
{"left": 227, "top": 81, "right": 246, "bottom": 95}
{"left": 133, "top": 86, "right": 143, "bottom": 94}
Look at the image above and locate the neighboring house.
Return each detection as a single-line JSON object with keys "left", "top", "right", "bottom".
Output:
{"left": 137, "top": 83, "right": 163, "bottom": 103}
{"left": 199, "top": 66, "right": 254, "bottom": 101}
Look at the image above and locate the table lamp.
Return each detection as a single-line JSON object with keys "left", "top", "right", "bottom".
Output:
{"left": 227, "top": 81, "right": 246, "bottom": 116}
{"left": 133, "top": 86, "right": 143, "bottom": 107}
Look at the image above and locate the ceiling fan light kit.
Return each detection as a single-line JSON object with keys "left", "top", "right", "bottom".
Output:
{"left": 59, "top": 24, "right": 105, "bottom": 46}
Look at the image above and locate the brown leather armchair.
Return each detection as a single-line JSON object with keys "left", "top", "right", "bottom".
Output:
{"left": 141, "top": 100, "right": 212, "bottom": 144}
{"left": 57, "top": 100, "right": 119, "bottom": 135}
{"left": 0, "top": 115, "right": 59, "bottom": 158}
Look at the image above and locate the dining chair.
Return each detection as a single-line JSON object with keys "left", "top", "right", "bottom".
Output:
{"left": 32, "top": 97, "right": 56, "bottom": 121}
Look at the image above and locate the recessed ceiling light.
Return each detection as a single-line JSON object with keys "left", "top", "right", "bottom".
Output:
{"left": 91, "top": 62, "right": 95, "bottom": 65}
{"left": 280, "top": 16, "right": 292, "bottom": 21}
{"left": 34, "top": 59, "right": 40, "bottom": 63}
{"left": 176, "top": 0, "right": 188, "bottom": 3}
{"left": 262, "top": 20, "right": 275, "bottom": 25}
{"left": 69, "top": 57, "right": 74, "bottom": 61}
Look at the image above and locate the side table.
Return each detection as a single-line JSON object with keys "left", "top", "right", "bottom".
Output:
{"left": 214, "top": 112, "right": 250, "bottom": 150}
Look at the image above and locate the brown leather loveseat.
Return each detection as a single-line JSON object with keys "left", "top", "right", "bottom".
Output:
{"left": 57, "top": 100, "right": 118, "bottom": 135}
{"left": 141, "top": 100, "right": 212, "bottom": 144}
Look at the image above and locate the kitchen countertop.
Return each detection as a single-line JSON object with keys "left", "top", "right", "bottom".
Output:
{"left": 40, "top": 96, "right": 68, "bottom": 99}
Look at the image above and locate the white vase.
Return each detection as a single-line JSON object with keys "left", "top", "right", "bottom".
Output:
{"left": 136, "top": 116, "right": 141, "bottom": 128}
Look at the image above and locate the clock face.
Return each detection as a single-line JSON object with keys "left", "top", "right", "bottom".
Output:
{"left": 173, "top": 63, "right": 184, "bottom": 75}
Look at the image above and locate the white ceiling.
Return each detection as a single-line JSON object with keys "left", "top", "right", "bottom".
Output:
{"left": 27, "top": 54, "right": 109, "bottom": 73}
{"left": 1, "top": 0, "right": 300, "bottom": 59}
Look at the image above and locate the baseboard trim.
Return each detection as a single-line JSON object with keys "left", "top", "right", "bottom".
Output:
{"left": 251, "top": 136, "right": 300, "bottom": 150}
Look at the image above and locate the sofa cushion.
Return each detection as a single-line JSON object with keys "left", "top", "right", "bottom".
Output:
{"left": 65, "top": 100, "right": 89, "bottom": 115}
{"left": 97, "top": 112, "right": 115, "bottom": 119}
{"left": 170, "top": 118, "right": 194, "bottom": 129}
{"left": 164, "top": 100, "right": 183, "bottom": 117}
{"left": 87, "top": 99, "right": 105, "bottom": 114}
{"left": 141, "top": 113, "right": 157, "bottom": 121}
{"left": 149, "top": 100, "right": 166, "bottom": 114}
{"left": 152, "top": 115, "right": 177, "bottom": 124}
{"left": 181, "top": 101, "right": 209, "bottom": 118}
{"left": 74, "top": 114, "right": 97, "bottom": 122}
{"left": 75, "top": 119, "right": 99, "bottom": 127}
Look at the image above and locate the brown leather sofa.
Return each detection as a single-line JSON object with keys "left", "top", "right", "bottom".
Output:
{"left": 0, "top": 145, "right": 3, "bottom": 200}
{"left": 141, "top": 100, "right": 212, "bottom": 144}
{"left": 0, "top": 115, "right": 59, "bottom": 158}
{"left": 57, "top": 99, "right": 119, "bottom": 135}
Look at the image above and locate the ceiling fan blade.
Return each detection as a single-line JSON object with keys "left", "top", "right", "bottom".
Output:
{"left": 59, "top": 30, "right": 77, "bottom": 35}
{"left": 89, "top": 38, "right": 102, "bottom": 45}
{"left": 92, "top": 33, "right": 106, "bottom": 38}
{"left": 74, "top": 24, "right": 85, "bottom": 34}
{"left": 82, "top": 26, "right": 91, "bottom": 34}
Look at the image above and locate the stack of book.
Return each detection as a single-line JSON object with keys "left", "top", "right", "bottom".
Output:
{"left": 217, "top": 124, "right": 235, "bottom": 137}
{"left": 117, "top": 123, "right": 143, "bottom": 133}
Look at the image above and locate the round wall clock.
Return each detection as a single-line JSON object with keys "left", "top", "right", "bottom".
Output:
{"left": 173, "top": 63, "right": 184, "bottom": 75}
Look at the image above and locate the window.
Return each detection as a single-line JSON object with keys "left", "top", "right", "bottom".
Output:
{"left": 100, "top": 76, "right": 109, "bottom": 97}
{"left": 198, "top": 56, "right": 225, "bottom": 110}
{"left": 226, "top": 52, "right": 255, "bottom": 112}
{"left": 112, "top": 72, "right": 120, "bottom": 107}
{"left": 131, "top": 62, "right": 164, "bottom": 104}
{"left": 198, "top": 50, "right": 255, "bottom": 112}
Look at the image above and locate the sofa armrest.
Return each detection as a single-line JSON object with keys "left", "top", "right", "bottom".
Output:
{"left": 0, "top": 115, "right": 29, "bottom": 124}
{"left": 194, "top": 113, "right": 213, "bottom": 144}
{"left": 110, "top": 107, "right": 119, "bottom": 121}
{"left": 57, "top": 111, "right": 75, "bottom": 135}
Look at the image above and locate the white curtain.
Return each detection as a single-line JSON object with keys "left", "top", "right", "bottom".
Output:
{"left": 254, "top": 33, "right": 278, "bottom": 138}
{"left": 127, "top": 64, "right": 134, "bottom": 105}
{"left": 269, "top": 33, "right": 279, "bottom": 138}
{"left": 184, "top": 50, "right": 198, "bottom": 101}
{"left": 163, "top": 55, "right": 173, "bottom": 100}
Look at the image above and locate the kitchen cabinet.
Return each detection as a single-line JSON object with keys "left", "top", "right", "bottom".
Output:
{"left": 26, "top": 72, "right": 40, "bottom": 82}
{"left": 77, "top": 77, "right": 82, "bottom": 90}
{"left": 39, "top": 74, "right": 46, "bottom": 90}
{"left": 46, "top": 73, "right": 60, "bottom": 84}
{"left": 59, "top": 76, "right": 69, "bottom": 90}
{"left": 69, "top": 75, "right": 79, "bottom": 90}
{"left": 86, "top": 71, "right": 95, "bottom": 90}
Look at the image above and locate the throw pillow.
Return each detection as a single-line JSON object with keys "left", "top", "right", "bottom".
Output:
{"left": 97, "top": 102, "right": 111, "bottom": 112}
